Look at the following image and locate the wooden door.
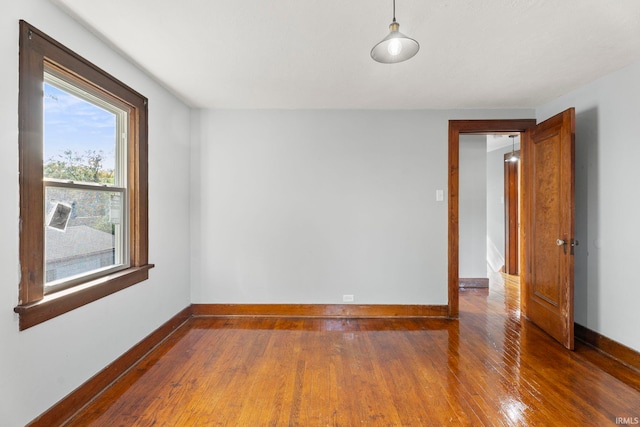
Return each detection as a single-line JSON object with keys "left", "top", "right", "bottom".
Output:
{"left": 522, "top": 108, "right": 575, "bottom": 350}
{"left": 504, "top": 150, "right": 520, "bottom": 275}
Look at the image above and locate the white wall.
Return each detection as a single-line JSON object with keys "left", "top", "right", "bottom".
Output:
{"left": 459, "top": 136, "right": 487, "bottom": 278}
{"left": 0, "top": 2, "right": 192, "bottom": 425}
{"left": 191, "top": 109, "right": 533, "bottom": 306}
{"left": 486, "top": 141, "right": 520, "bottom": 273}
{"left": 536, "top": 60, "right": 640, "bottom": 352}
{"left": 486, "top": 144, "right": 505, "bottom": 272}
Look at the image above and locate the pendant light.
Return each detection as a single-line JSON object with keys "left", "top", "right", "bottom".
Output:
{"left": 505, "top": 135, "right": 519, "bottom": 163}
{"left": 371, "top": 0, "right": 419, "bottom": 64}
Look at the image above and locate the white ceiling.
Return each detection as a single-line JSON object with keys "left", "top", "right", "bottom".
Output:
{"left": 486, "top": 134, "right": 520, "bottom": 152}
{"left": 52, "top": 0, "right": 640, "bottom": 110}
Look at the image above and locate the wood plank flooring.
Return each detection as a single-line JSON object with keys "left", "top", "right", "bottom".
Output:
{"left": 65, "top": 274, "right": 640, "bottom": 426}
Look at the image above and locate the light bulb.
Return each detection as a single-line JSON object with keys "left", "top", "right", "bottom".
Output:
{"left": 387, "top": 39, "right": 402, "bottom": 56}
{"left": 505, "top": 154, "right": 519, "bottom": 163}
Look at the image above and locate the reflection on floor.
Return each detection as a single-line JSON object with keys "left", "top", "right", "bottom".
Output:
{"left": 65, "top": 273, "right": 640, "bottom": 426}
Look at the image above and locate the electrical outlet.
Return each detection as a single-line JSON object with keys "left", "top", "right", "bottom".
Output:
{"left": 342, "top": 294, "right": 354, "bottom": 303}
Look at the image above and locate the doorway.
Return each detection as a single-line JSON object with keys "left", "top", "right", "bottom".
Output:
{"left": 458, "top": 134, "right": 521, "bottom": 289}
{"left": 449, "top": 112, "right": 576, "bottom": 350}
{"left": 447, "top": 119, "right": 536, "bottom": 317}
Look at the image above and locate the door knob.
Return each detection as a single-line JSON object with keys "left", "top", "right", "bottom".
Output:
{"left": 556, "top": 239, "right": 566, "bottom": 246}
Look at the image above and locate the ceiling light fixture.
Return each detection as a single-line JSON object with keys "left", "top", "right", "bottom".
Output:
{"left": 505, "top": 135, "right": 519, "bottom": 163}
{"left": 371, "top": 0, "right": 419, "bottom": 64}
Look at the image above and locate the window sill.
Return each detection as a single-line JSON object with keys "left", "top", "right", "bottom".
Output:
{"left": 14, "top": 264, "right": 154, "bottom": 330}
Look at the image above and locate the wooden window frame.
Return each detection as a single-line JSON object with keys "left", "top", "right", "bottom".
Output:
{"left": 14, "top": 21, "right": 153, "bottom": 330}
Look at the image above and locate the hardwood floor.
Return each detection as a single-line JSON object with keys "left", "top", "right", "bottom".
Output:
{"left": 65, "top": 274, "right": 640, "bottom": 426}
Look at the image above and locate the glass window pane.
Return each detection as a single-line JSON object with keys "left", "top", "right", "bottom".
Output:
{"left": 43, "top": 81, "right": 118, "bottom": 185}
{"left": 45, "top": 187, "right": 126, "bottom": 287}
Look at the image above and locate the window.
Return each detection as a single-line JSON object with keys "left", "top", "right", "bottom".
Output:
{"left": 14, "top": 21, "right": 153, "bottom": 330}
{"left": 43, "top": 71, "right": 129, "bottom": 291}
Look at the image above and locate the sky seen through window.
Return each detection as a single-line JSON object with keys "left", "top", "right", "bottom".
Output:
{"left": 44, "top": 82, "right": 117, "bottom": 171}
